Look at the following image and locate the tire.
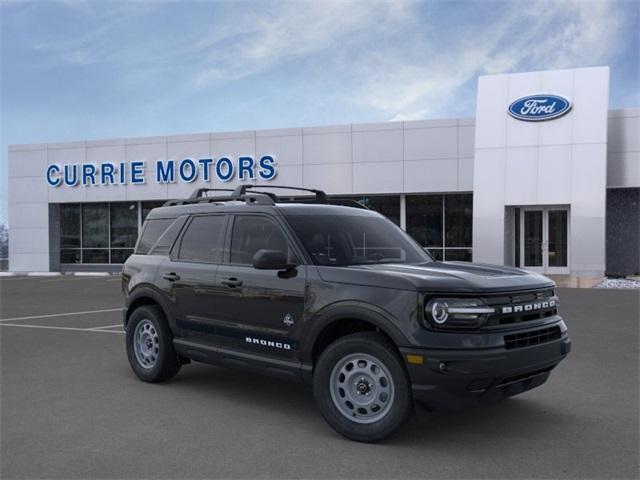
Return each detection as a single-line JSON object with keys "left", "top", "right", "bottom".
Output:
{"left": 126, "top": 305, "right": 181, "bottom": 383}
{"left": 313, "top": 332, "right": 414, "bottom": 442}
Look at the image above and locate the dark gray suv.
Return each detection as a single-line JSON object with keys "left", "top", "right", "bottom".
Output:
{"left": 122, "top": 185, "right": 571, "bottom": 442}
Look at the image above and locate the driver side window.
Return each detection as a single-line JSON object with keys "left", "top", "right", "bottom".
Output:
{"left": 229, "top": 215, "right": 293, "bottom": 265}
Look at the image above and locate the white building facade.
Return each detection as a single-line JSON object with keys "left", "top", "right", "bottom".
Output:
{"left": 8, "top": 66, "right": 640, "bottom": 276}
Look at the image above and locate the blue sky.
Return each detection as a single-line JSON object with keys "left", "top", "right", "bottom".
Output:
{"left": 1, "top": 0, "right": 638, "bottom": 224}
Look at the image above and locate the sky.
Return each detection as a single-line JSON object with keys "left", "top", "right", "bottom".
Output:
{"left": 1, "top": 0, "right": 639, "bottom": 224}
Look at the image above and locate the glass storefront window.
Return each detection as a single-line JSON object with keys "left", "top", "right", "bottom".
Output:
{"left": 60, "top": 249, "right": 81, "bottom": 264}
{"left": 82, "top": 204, "right": 109, "bottom": 248}
{"left": 82, "top": 249, "right": 109, "bottom": 264}
{"left": 60, "top": 204, "right": 81, "bottom": 248}
{"left": 110, "top": 203, "right": 138, "bottom": 248}
{"left": 110, "top": 249, "right": 134, "bottom": 264}
{"left": 407, "top": 194, "right": 443, "bottom": 247}
{"left": 443, "top": 249, "right": 472, "bottom": 262}
{"left": 58, "top": 193, "right": 473, "bottom": 265}
{"left": 445, "top": 194, "right": 473, "bottom": 248}
{"left": 60, "top": 202, "right": 140, "bottom": 264}
{"left": 406, "top": 193, "right": 473, "bottom": 261}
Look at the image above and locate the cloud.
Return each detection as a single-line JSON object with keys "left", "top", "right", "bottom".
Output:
{"left": 6, "top": 0, "right": 634, "bottom": 122}
{"left": 349, "top": 0, "right": 627, "bottom": 120}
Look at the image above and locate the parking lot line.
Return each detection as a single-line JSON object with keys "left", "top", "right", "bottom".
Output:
{"left": 0, "top": 323, "right": 124, "bottom": 334}
{"left": 89, "top": 324, "right": 124, "bottom": 330}
{"left": 39, "top": 276, "right": 116, "bottom": 283}
{"left": 0, "top": 308, "right": 123, "bottom": 323}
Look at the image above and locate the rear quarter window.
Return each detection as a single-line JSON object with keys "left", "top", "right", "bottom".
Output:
{"left": 135, "top": 218, "right": 179, "bottom": 255}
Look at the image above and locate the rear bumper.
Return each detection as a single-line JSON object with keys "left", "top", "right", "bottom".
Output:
{"left": 400, "top": 333, "right": 571, "bottom": 411}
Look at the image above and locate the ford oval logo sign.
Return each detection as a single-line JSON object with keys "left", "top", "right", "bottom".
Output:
{"left": 508, "top": 94, "right": 572, "bottom": 121}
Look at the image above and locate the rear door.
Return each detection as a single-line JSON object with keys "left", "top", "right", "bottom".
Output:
{"left": 213, "top": 214, "right": 307, "bottom": 359}
{"left": 159, "top": 214, "right": 228, "bottom": 342}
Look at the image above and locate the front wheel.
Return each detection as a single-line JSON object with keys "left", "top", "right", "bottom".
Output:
{"left": 313, "top": 332, "right": 414, "bottom": 442}
{"left": 126, "top": 305, "right": 181, "bottom": 382}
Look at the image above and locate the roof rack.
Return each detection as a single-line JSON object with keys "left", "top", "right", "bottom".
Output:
{"left": 189, "top": 188, "right": 234, "bottom": 199}
{"left": 231, "top": 185, "right": 329, "bottom": 204}
{"left": 162, "top": 185, "right": 368, "bottom": 209}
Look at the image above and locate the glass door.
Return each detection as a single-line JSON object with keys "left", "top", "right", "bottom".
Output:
{"left": 518, "top": 207, "right": 569, "bottom": 274}
{"left": 522, "top": 210, "right": 544, "bottom": 272}
{"left": 546, "top": 209, "right": 569, "bottom": 274}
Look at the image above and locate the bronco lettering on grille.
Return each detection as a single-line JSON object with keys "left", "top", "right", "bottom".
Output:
{"left": 501, "top": 299, "right": 556, "bottom": 314}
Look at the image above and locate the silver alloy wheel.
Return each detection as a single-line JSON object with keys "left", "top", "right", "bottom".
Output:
{"left": 133, "top": 319, "right": 159, "bottom": 369}
{"left": 329, "top": 352, "right": 395, "bottom": 424}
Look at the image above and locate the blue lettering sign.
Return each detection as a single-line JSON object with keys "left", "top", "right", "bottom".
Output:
{"left": 130, "top": 161, "right": 145, "bottom": 184}
{"left": 215, "top": 157, "right": 234, "bottom": 182}
{"left": 46, "top": 155, "right": 277, "bottom": 187}
{"left": 156, "top": 160, "right": 175, "bottom": 183}
{"left": 46, "top": 164, "right": 61, "bottom": 187}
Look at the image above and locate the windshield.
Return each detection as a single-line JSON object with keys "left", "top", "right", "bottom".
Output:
{"left": 286, "top": 214, "right": 433, "bottom": 266}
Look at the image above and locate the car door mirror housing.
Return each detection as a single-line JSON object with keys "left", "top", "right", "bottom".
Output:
{"left": 252, "top": 249, "right": 294, "bottom": 270}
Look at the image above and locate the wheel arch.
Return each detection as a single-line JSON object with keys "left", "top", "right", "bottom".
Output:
{"left": 302, "top": 302, "right": 409, "bottom": 372}
{"left": 125, "top": 286, "right": 171, "bottom": 329}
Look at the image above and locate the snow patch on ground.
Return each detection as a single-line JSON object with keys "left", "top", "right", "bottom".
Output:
{"left": 594, "top": 278, "right": 640, "bottom": 289}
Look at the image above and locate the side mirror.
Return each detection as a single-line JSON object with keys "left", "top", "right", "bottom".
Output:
{"left": 252, "top": 249, "right": 293, "bottom": 270}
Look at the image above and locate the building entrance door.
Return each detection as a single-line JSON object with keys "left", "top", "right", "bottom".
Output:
{"left": 519, "top": 207, "right": 569, "bottom": 274}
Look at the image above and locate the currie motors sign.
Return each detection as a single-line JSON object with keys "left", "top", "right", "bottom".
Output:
{"left": 45, "top": 155, "right": 277, "bottom": 187}
{"left": 508, "top": 94, "right": 572, "bottom": 121}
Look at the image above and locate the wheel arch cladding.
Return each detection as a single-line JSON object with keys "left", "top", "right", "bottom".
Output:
{"left": 307, "top": 305, "right": 408, "bottom": 364}
{"left": 125, "top": 288, "right": 169, "bottom": 327}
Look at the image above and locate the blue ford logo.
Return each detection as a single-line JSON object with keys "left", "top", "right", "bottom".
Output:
{"left": 508, "top": 94, "right": 572, "bottom": 121}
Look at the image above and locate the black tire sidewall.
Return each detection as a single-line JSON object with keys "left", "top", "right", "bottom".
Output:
{"left": 125, "top": 305, "right": 180, "bottom": 382}
{"left": 313, "top": 332, "right": 413, "bottom": 442}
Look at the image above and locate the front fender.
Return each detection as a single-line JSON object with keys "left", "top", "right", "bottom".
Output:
{"left": 299, "top": 301, "right": 411, "bottom": 365}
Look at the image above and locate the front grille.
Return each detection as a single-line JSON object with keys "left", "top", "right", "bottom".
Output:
{"left": 484, "top": 288, "right": 558, "bottom": 327}
{"left": 504, "top": 326, "right": 561, "bottom": 350}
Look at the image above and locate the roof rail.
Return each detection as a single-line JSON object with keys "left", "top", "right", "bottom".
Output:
{"left": 163, "top": 185, "right": 344, "bottom": 208}
{"left": 232, "top": 185, "right": 329, "bottom": 204}
{"left": 189, "top": 188, "right": 234, "bottom": 199}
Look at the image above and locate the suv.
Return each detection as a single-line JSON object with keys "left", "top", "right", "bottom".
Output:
{"left": 122, "top": 185, "right": 571, "bottom": 442}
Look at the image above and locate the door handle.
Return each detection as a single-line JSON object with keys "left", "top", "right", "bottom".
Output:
{"left": 162, "top": 272, "right": 181, "bottom": 282}
{"left": 221, "top": 277, "right": 243, "bottom": 288}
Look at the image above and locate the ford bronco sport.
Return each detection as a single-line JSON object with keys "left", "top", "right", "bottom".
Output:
{"left": 122, "top": 185, "right": 571, "bottom": 442}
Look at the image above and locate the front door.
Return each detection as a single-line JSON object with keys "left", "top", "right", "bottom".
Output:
{"left": 213, "top": 214, "right": 307, "bottom": 359}
{"left": 519, "top": 207, "right": 569, "bottom": 274}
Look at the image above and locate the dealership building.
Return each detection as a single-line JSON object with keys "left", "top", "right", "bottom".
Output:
{"left": 7, "top": 66, "right": 640, "bottom": 277}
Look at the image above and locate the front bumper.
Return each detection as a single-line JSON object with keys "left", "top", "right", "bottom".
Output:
{"left": 400, "top": 331, "right": 571, "bottom": 411}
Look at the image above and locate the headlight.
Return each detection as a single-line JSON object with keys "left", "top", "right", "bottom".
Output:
{"left": 424, "top": 298, "right": 494, "bottom": 329}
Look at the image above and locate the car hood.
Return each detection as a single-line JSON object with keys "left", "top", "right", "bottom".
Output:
{"left": 316, "top": 261, "right": 554, "bottom": 293}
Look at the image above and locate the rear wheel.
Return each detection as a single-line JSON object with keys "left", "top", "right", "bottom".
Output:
{"left": 126, "top": 305, "right": 181, "bottom": 382}
{"left": 313, "top": 332, "right": 414, "bottom": 442}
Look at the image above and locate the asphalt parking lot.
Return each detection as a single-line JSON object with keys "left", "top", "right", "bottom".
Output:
{"left": 1, "top": 276, "right": 638, "bottom": 479}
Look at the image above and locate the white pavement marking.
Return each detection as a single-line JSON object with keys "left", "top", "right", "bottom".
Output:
{"left": 73, "top": 272, "right": 111, "bottom": 276}
{"left": 0, "top": 308, "right": 123, "bottom": 323}
{"left": 40, "top": 276, "right": 113, "bottom": 283}
{"left": 0, "top": 323, "right": 124, "bottom": 334}
{"left": 89, "top": 324, "right": 124, "bottom": 330}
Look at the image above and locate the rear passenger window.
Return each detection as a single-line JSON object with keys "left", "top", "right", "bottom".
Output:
{"left": 136, "top": 218, "right": 174, "bottom": 254}
{"left": 149, "top": 216, "right": 187, "bottom": 255}
{"left": 178, "top": 215, "right": 226, "bottom": 263}
{"left": 230, "top": 216, "right": 291, "bottom": 264}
